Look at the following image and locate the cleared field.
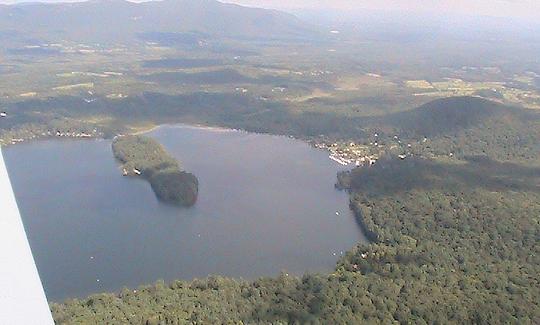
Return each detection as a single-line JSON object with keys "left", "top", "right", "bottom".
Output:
{"left": 53, "top": 83, "right": 94, "bottom": 91}
{"left": 406, "top": 80, "right": 433, "bottom": 89}
{"left": 19, "top": 92, "right": 37, "bottom": 97}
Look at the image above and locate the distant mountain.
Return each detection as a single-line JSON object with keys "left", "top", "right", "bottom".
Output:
{"left": 0, "top": 0, "right": 315, "bottom": 45}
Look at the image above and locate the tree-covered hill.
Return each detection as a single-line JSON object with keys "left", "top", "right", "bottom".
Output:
{"left": 363, "top": 97, "right": 540, "bottom": 163}
{"left": 382, "top": 96, "right": 515, "bottom": 136}
{"left": 365, "top": 96, "right": 540, "bottom": 142}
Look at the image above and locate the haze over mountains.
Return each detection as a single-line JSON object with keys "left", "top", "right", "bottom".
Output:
{"left": 0, "top": 0, "right": 314, "bottom": 45}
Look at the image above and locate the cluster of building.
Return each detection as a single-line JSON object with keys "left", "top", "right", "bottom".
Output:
{"left": 308, "top": 70, "right": 334, "bottom": 77}
{"left": 0, "top": 128, "right": 100, "bottom": 146}
{"left": 54, "top": 131, "right": 95, "bottom": 138}
{"left": 313, "top": 133, "right": 422, "bottom": 167}
{"left": 312, "top": 141, "right": 380, "bottom": 167}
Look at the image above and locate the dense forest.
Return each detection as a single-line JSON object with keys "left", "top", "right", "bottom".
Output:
{"left": 112, "top": 135, "right": 198, "bottom": 207}
{"left": 360, "top": 97, "right": 540, "bottom": 164}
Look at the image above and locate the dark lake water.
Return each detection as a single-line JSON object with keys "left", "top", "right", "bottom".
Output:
{"left": 3, "top": 125, "right": 365, "bottom": 302}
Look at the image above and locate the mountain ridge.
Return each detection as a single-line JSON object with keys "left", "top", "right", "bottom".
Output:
{"left": 0, "top": 0, "right": 316, "bottom": 44}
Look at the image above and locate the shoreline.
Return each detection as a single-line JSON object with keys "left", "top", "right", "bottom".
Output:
{"left": 1, "top": 122, "right": 349, "bottom": 167}
{"left": 128, "top": 124, "right": 161, "bottom": 136}
{"left": 128, "top": 123, "right": 242, "bottom": 136}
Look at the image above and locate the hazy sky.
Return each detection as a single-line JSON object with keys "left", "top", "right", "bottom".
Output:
{"left": 222, "top": 0, "right": 540, "bottom": 20}
{"left": 1, "top": 0, "right": 539, "bottom": 20}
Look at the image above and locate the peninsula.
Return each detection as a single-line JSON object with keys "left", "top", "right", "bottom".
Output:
{"left": 112, "top": 135, "right": 198, "bottom": 207}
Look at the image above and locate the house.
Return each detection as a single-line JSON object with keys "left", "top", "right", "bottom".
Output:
{"left": 272, "top": 87, "right": 286, "bottom": 93}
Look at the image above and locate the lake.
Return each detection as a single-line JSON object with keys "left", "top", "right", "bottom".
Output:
{"left": 3, "top": 125, "right": 365, "bottom": 302}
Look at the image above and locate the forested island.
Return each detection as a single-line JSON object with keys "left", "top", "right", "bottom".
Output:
{"left": 112, "top": 135, "right": 198, "bottom": 207}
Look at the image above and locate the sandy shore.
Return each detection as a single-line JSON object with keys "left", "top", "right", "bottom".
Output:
{"left": 128, "top": 123, "right": 240, "bottom": 136}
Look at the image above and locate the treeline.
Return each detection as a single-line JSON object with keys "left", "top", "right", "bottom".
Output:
{"left": 112, "top": 135, "right": 198, "bottom": 207}
{"left": 5, "top": 94, "right": 538, "bottom": 165}
{"left": 2, "top": 92, "right": 371, "bottom": 143}
{"left": 0, "top": 118, "right": 119, "bottom": 146}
